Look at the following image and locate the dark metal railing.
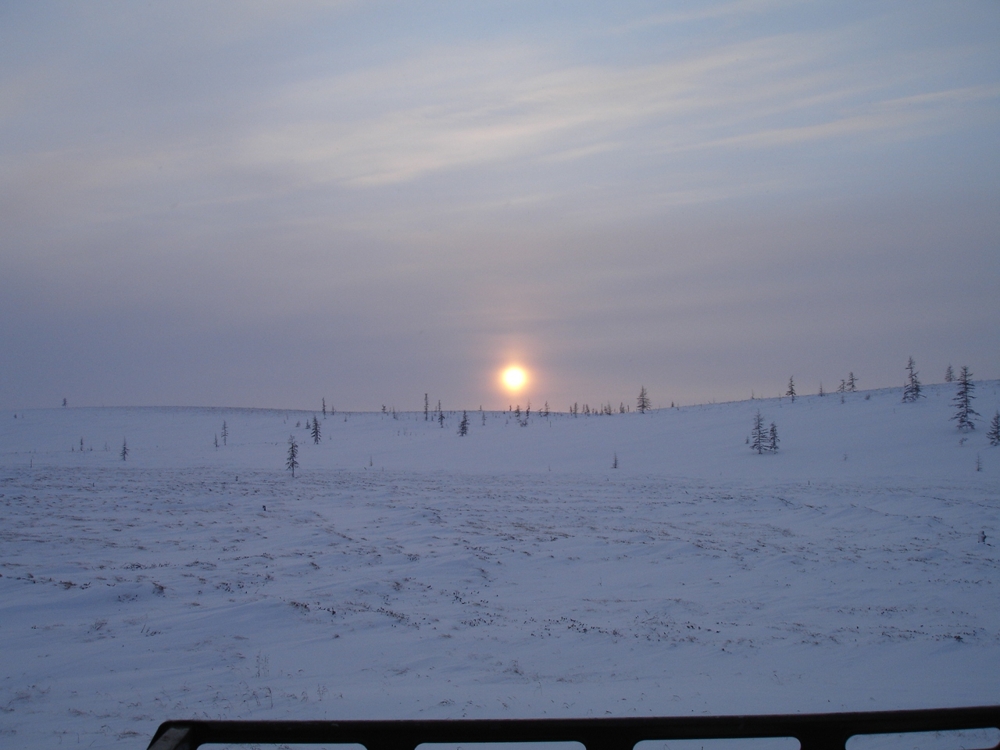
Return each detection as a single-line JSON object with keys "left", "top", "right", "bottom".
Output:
{"left": 146, "top": 706, "right": 1000, "bottom": 750}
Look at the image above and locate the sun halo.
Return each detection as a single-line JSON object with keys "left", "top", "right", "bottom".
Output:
{"left": 501, "top": 365, "right": 528, "bottom": 392}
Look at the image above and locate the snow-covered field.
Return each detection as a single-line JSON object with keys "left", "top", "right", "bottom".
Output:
{"left": 2, "top": 383, "right": 999, "bottom": 748}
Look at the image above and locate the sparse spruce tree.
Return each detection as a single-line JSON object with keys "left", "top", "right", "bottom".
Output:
{"left": 786, "top": 377, "right": 796, "bottom": 402}
{"left": 751, "top": 411, "right": 766, "bottom": 455}
{"left": 322, "top": 398, "right": 326, "bottom": 416}
{"left": 945, "top": 365, "right": 954, "bottom": 383}
{"left": 286, "top": 435, "right": 299, "bottom": 477}
{"left": 221, "top": 420, "right": 228, "bottom": 446}
{"left": 311, "top": 416, "right": 321, "bottom": 444}
{"left": 837, "top": 379, "right": 846, "bottom": 396}
{"left": 846, "top": 372, "right": 858, "bottom": 392}
{"left": 481, "top": 410, "right": 486, "bottom": 426}
{"left": 768, "top": 422, "right": 779, "bottom": 452}
{"left": 458, "top": 411, "right": 469, "bottom": 436}
{"left": 637, "top": 385, "right": 650, "bottom": 414}
{"left": 438, "top": 410, "right": 445, "bottom": 429}
{"left": 543, "top": 401, "right": 550, "bottom": 417}
{"left": 951, "top": 366, "right": 979, "bottom": 432}
{"left": 214, "top": 434, "right": 219, "bottom": 450}
{"left": 120, "top": 438, "right": 128, "bottom": 462}
{"left": 612, "top": 452, "right": 618, "bottom": 469}
{"left": 818, "top": 383, "right": 825, "bottom": 397}
{"left": 514, "top": 405, "right": 521, "bottom": 419}
{"left": 987, "top": 411, "right": 1000, "bottom": 447}
{"left": 424, "top": 393, "right": 429, "bottom": 421}
{"left": 902, "top": 357, "right": 923, "bottom": 403}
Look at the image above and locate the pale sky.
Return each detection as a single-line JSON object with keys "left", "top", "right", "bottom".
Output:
{"left": 2, "top": 1, "right": 998, "bottom": 411}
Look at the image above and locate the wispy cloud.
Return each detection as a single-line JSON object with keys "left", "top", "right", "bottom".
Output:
{"left": 224, "top": 30, "right": 996, "bottom": 194}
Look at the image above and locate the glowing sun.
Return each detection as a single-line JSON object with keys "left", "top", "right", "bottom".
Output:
{"left": 501, "top": 365, "right": 528, "bottom": 392}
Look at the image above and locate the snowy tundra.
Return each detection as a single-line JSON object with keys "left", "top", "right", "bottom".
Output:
{"left": 1, "top": 383, "right": 999, "bottom": 749}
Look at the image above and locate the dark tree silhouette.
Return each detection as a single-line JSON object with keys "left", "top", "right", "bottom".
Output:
{"left": 221, "top": 420, "right": 228, "bottom": 446}
{"left": 322, "top": 398, "right": 326, "bottom": 416}
{"left": 311, "top": 416, "right": 321, "bottom": 444}
{"left": 987, "top": 411, "right": 1000, "bottom": 447}
{"left": 458, "top": 411, "right": 469, "bottom": 436}
{"left": 637, "top": 386, "right": 650, "bottom": 413}
{"left": 768, "top": 422, "right": 779, "bottom": 452}
{"left": 286, "top": 435, "right": 299, "bottom": 477}
{"left": 951, "top": 366, "right": 979, "bottom": 432}
{"left": 751, "top": 411, "right": 767, "bottom": 455}
{"left": 846, "top": 372, "right": 858, "bottom": 392}
{"left": 902, "top": 357, "right": 923, "bottom": 403}
{"left": 945, "top": 365, "right": 954, "bottom": 383}
{"left": 120, "top": 438, "right": 128, "bottom": 462}
{"left": 424, "top": 393, "right": 429, "bottom": 421}
{"left": 786, "top": 377, "right": 796, "bottom": 402}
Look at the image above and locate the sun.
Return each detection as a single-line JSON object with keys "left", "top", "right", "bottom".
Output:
{"left": 501, "top": 365, "right": 528, "bottom": 392}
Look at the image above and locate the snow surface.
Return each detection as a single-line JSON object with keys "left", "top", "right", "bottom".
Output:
{"left": 1, "top": 383, "right": 999, "bottom": 748}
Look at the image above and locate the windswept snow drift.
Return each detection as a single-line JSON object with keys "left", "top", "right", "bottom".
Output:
{"left": 1, "top": 383, "right": 999, "bottom": 748}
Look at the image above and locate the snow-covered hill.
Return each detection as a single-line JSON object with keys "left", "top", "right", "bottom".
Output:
{"left": 1, "top": 383, "right": 999, "bottom": 748}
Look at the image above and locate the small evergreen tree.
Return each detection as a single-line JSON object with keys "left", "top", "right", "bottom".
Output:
{"left": 637, "top": 385, "right": 650, "bottom": 413}
{"left": 818, "top": 383, "right": 825, "bottom": 397}
{"left": 438, "top": 410, "right": 445, "bottom": 429}
{"left": 987, "top": 411, "right": 1000, "bottom": 447}
{"left": 481, "top": 410, "right": 486, "bottom": 426}
{"left": 951, "top": 366, "right": 979, "bottom": 432}
{"left": 322, "top": 398, "right": 326, "bottom": 416}
{"left": 424, "top": 393, "right": 429, "bottom": 421}
{"left": 514, "top": 404, "right": 521, "bottom": 419}
{"left": 214, "top": 434, "right": 219, "bottom": 450}
{"left": 458, "top": 411, "right": 469, "bottom": 436}
{"left": 837, "top": 379, "right": 846, "bottom": 396}
{"left": 612, "top": 452, "right": 618, "bottom": 469}
{"left": 311, "top": 416, "right": 321, "bottom": 444}
{"left": 902, "top": 357, "right": 923, "bottom": 403}
{"left": 120, "top": 438, "right": 128, "bottom": 462}
{"left": 846, "top": 372, "right": 857, "bottom": 392}
{"left": 221, "top": 420, "right": 228, "bottom": 446}
{"left": 786, "top": 376, "right": 796, "bottom": 402}
{"left": 286, "top": 435, "right": 299, "bottom": 477}
{"left": 768, "top": 422, "right": 779, "bottom": 452}
{"left": 751, "top": 411, "right": 766, "bottom": 455}
{"left": 543, "top": 401, "right": 550, "bottom": 417}
{"left": 945, "top": 365, "right": 954, "bottom": 383}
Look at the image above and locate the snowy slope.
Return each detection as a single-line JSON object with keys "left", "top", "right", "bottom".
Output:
{"left": 1, "top": 383, "right": 999, "bottom": 749}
